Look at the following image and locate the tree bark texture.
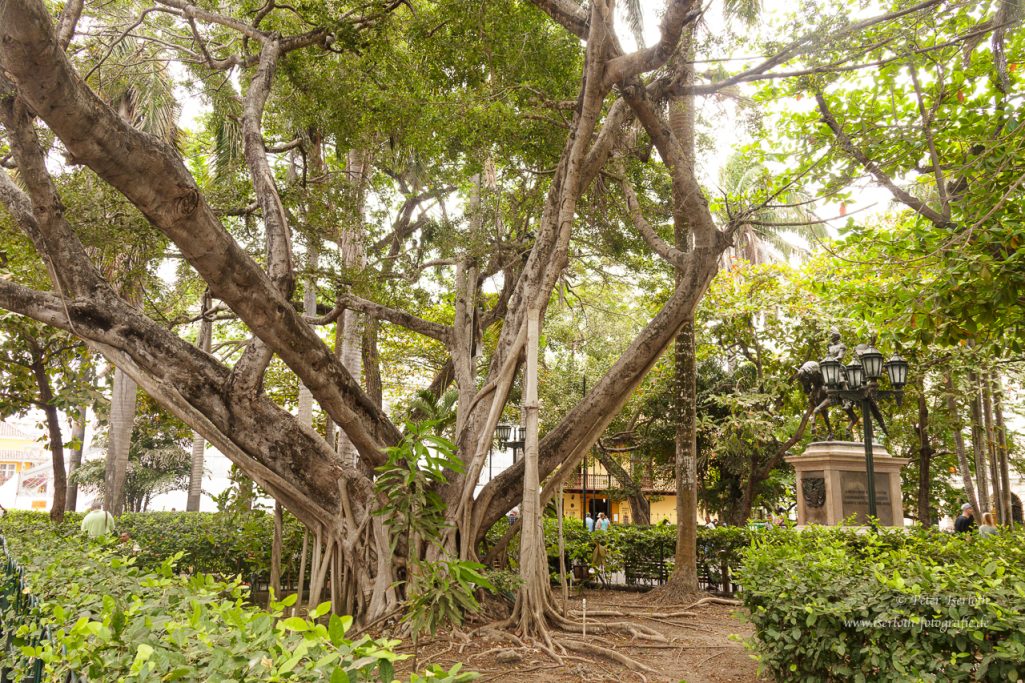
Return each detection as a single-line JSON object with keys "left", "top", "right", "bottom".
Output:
{"left": 511, "top": 306, "right": 551, "bottom": 640}
{"left": 914, "top": 377, "right": 933, "bottom": 525}
{"left": 980, "top": 374, "right": 1004, "bottom": 522}
{"left": 187, "top": 291, "right": 214, "bottom": 512}
{"left": 105, "top": 367, "right": 138, "bottom": 515}
{"left": 667, "top": 24, "right": 700, "bottom": 592}
{"left": 30, "top": 351, "right": 67, "bottom": 522}
{"left": 992, "top": 373, "right": 1014, "bottom": 526}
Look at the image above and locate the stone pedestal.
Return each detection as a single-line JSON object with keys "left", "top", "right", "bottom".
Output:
{"left": 786, "top": 441, "right": 909, "bottom": 526}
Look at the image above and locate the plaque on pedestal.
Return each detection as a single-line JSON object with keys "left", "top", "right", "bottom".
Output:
{"left": 786, "top": 441, "right": 908, "bottom": 527}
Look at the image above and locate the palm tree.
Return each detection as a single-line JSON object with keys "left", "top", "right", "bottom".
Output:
{"left": 407, "top": 388, "right": 459, "bottom": 436}
{"left": 716, "top": 153, "right": 827, "bottom": 265}
{"left": 86, "top": 34, "right": 180, "bottom": 515}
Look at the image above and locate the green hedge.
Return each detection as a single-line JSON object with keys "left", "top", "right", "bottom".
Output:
{"left": 3, "top": 510, "right": 306, "bottom": 586}
{"left": 0, "top": 521, "right": 475, "bottom": 682}
{"left": 738, "top": 526, "right": 1025, "bottom": 682}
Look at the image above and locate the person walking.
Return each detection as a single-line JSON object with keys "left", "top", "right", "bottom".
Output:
{"left": 584, "top": 512, "right": 595, "bottom": 532}
{"left": 954, "top": 503, "right": 976, "bottom": 533}
{"left": 978, "top": 512, "right": 998, "bottom": 536}
{"left": 597, "top": 512, "right": 610, "bottom": 531}
{"left": 81, "top": 501, "right": 115, "bottom": 538}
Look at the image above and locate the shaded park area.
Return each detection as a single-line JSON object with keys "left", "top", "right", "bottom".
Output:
{"left": 1, "top": 0, "right": 1025, "bottom": 680}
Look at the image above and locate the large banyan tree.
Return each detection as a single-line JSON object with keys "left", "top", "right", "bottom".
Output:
{"left": 0, "top": 0, "right": 1007, "bottom": 630}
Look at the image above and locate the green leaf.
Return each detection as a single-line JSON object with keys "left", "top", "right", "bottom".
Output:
{"left": 280, "top": 616, "right": 310, "bottom": 632}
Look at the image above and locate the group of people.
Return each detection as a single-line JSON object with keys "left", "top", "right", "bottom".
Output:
{"left": 953, "top": 503, "right": 1000, "bottom": 536}
{"left": 584, "top": 512, "right": 611, "bottom": 532}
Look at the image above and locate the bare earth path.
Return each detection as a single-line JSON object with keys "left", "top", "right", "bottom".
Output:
{"left": 395, "top": 589, "right": 767, "bottom": 683}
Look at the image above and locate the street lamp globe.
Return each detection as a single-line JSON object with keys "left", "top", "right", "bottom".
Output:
{"left": 861, "top": 346, "right": 885, "bottom": 380}
{"left": 496, "top": 423, "right": 512, "bottom": 444}
{"left": 820, "top": 357, "right": 844, "bottom": 388}
{"left": 885, "top": 354, "right": 909, "bottom": 390}
{"left": 845, "top": 359, "right": 865, "bottom": 389}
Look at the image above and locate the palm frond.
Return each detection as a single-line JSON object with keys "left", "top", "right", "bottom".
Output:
{"left": 621, "top": 0, "right": 645, "bottom": 48}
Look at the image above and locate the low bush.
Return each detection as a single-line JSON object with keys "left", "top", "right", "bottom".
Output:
{"left": 738, "top": 526, "right": 1025, "bottom": 682}
{"left": 0, "top": 522, "right": 475, "bottom": 682}
{"left": 2, "top": 509, "right": 306, "bottom": 586}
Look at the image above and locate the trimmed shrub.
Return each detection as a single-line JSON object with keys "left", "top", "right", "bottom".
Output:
{"left": 738, "top": 526, "right": 1025, "bottom": 682}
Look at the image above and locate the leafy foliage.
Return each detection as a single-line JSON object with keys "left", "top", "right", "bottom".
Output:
{"left": 3, "top": 510, "right": 306, "bottom": 586}
{"left": 740, "top": 526, "right": 1025, "bottom": 681}
{"left": 375, "top": 424, "right": 492, "bottom": 639}
{"left": 0, "top": 520, "right": 476, "bottom": 682}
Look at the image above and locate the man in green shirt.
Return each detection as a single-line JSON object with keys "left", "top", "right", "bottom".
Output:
{"left": 81, "top": 501, "right": 115, "bottom": 538}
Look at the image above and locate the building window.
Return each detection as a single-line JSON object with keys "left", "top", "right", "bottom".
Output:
{"left": 0, "top": 463, "right": 16, "bottom": 485}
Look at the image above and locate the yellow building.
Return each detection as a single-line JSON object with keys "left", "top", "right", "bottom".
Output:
{"left": 0, "top": 422, "right": 51, "bottom": 509}
{"left": 561, "top": 458, "right": 682, "bottom": 525}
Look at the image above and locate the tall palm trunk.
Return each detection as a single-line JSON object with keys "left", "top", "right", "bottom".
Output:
{"left": 336, "top": 149, "right": 369, "bottom": 464}
{"left": 668, "top": 25, "right": 699, "bottom": 592}
{"left": 105, "top": 367, "right": 137, "bottom": 515}
{"left": 64, "top": 406, "right": 87, "bottom": 512}
{"left": 186, "top": 291, "right": 213, "bottom": 511}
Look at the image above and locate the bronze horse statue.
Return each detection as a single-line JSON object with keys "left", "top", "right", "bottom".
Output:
{"left": 796, "top": 360, "right": 860, "bottom": 440}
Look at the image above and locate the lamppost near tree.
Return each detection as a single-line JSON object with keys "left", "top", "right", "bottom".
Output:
{"left": 496, "top": 423, "right": 526, "bottom": 464}
{"left": 819, "top": 344, "right": 909, "bottom": 519}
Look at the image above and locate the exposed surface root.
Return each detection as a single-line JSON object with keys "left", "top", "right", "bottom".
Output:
{"left": 563, "top": 639, "right": 655, "bottom": 678}
{"left": 683, "top": 596, "right": 742, "bottom": 610}
{"left": 569, "top": 608, "right": 625, "bottom": 617}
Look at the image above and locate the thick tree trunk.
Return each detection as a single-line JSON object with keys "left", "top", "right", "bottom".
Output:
{"left": 30, "top": 353, "right": 66, "bottom": 522}
{"left": 64, "top": 406, "right": 86, "bottom": 512}
{"left": 914, "top": 376, "right": 933, "bottom": 525}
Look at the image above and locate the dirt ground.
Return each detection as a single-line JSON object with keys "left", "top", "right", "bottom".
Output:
{"left": 394, "top": 589, "right": 767, "bottom": 683}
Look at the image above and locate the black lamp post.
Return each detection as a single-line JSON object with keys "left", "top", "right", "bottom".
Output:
{"left": 820, "top": 345, "right": 909, "bottom": 520}
{"left": 496, "top": 423, "right": 525, "bottom": 463}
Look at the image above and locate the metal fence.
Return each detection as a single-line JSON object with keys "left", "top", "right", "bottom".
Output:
{"left": 550, "top": 539, "right": 742, "bottom": 596}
